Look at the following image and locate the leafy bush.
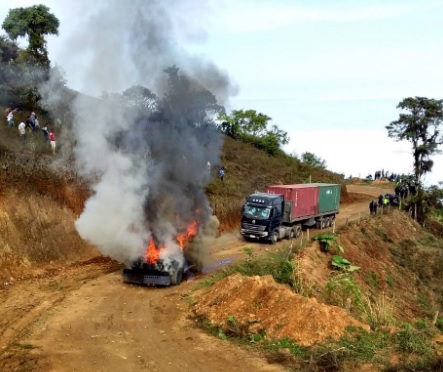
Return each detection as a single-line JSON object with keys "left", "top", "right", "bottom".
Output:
{"left": 331, "top": 255, "right": 360, "bottom": 272}
{"left": 314, "top": 234, "right": 344, "bottom": 253}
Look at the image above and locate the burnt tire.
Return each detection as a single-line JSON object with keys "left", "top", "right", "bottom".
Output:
{"left": 170, "top": 268, "right": 183, "bottom": 286}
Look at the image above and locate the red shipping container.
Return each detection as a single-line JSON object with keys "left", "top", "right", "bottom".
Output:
{"left": 266, "top": 184, "right": 319, "bottom": 221}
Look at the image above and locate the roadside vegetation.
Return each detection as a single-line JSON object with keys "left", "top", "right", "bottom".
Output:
{"left": 190, "top": 209, "right": 443, "bottom": 371}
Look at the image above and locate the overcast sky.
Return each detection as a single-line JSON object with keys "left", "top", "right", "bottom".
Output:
{"left": 1, "top": 0, "right": 443, "bottom": 185}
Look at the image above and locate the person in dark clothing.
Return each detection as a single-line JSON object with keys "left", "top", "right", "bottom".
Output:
{"left": 378, "top": 194, "right": 383, "bottom": 208}
{"left": 41, "top": 125, "right": 49, "bottom": 142}
{"left": 370, "top": 200, "right": 378, "bottom": 214}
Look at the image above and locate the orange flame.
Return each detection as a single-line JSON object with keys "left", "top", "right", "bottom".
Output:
{"left": 144, "top": 237, "right": 161, "bottom": 265}
{"left": 176, "top": 220, "right": 198, "bottom": 250}
{"left": 144, "top": 220, "right": 198, "bottom": 264}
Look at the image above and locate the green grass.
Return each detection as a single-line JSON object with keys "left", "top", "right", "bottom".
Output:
{"left": 193, "top": 249, "right": 296, "bottom": 291}
{"left": 392, "top": 323, "right": 433, "bottom": 355}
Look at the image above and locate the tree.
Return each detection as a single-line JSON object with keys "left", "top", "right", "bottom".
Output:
{"left": 2, "top": 5, "right": 59, "bottom": 67}
{"left": 122, "top": 85, "right": 157, "bottom": 110}
{"left": 161, "top": 65, "right": 225, "bottom": 127}
{"left": 218, "top": 109, "right": 289, "bottom": 155}
{"left": 301, "top": 152, "right": 327, "bottom": 169}
{"left": 0, "top": 35, "right": 19, "bottom": 63}
{"left": 386, "top": 96, "right": 443, "bottom": 220}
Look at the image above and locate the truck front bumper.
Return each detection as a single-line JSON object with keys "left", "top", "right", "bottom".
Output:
{"left": 240, "top": 229, "right": 268, "bottom": 239}
{"left": 122, "top": 268, "right": 172, "bottom": 286}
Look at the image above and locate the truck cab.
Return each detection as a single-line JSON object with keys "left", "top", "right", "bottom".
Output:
{"left": 240, "top": 193, "right": 284, "bottom": 242}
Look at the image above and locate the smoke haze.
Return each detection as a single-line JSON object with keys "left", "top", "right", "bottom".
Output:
{"left": 45, "top": 0, "right": 237, "bottom": 265}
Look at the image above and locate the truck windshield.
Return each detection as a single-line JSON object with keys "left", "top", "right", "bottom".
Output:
{"left": 243, "top": 205, "right": 270, "bottom": 219}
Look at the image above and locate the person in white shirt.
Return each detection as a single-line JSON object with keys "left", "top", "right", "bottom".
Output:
{"left": 18, "top": 122, "right": 26, "bottom": 140}
{"left": 7, "top": 108, "right": 17, "bottom": 127}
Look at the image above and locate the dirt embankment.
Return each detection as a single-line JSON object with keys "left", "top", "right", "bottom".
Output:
{"left": 0, "top": 190, "right": 97, "bottom": 283}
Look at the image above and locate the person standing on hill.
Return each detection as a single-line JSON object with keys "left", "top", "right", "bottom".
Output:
{"left": 42, "top": 125, "right": 49, "bottom": 142}
{"left": 49, "top": 130, "right": 56, "bottom": 154}
{"left": 378, "top": 194, "right": 383, "bottom": 208}
{"left": 25, "top": 112, "right": 37, "bottom": 131}
{"left": 18, "top": 121, "right": 26, "bottom": 141}
{"left": 6, "top": 108, "right": 18, "bottom": 127}
{"left": 219, "top": 166, "right": 225, "bottom": 182}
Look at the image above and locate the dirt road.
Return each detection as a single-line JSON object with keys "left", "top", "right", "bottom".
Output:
{"left": 0, "top": 184, "right": 392, "bottom": 371}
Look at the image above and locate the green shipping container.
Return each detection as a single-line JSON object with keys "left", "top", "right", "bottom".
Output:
{"left": 311, "top": 183, "right": 341, "bottom": 213}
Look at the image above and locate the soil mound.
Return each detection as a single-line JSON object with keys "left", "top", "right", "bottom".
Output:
{"left": 372, "top": 179, "right": 391, "bottom": 185}
{"left": 193, "top": 273, "right": 369, "bottom": 346}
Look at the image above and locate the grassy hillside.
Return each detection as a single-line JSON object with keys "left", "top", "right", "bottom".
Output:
{"left": 192, "top": 209, "right": 443, "bottom": 371}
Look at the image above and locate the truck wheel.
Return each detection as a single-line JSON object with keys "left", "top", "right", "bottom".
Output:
{"left": 324, "top": 217, "right": 331, "bottom": 228}
{"left": 330, "top": 216, "right": 336, "bottom": 227}
{"left": 170, "top": 268, "right": 183, "bottom": 286}
{"left": 293, "top": 225, "right": 302, "bottom": 238}
{"left": 269, "top": 231, "right": 278, "bottom": 244}
{"left": 321, "top": 218, "right": 327, "bottom": 229}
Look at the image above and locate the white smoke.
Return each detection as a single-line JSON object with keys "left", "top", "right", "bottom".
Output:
{"left": 43, "top": 0, "right": 237, "bottom": 265}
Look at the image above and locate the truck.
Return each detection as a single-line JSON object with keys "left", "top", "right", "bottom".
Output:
{"left": 240, "top": 183, "right": 341, "bottom": 243}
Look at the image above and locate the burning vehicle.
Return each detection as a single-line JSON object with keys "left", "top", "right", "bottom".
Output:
{"left": 123, "top": 221, "right": 198, "bottom": 286}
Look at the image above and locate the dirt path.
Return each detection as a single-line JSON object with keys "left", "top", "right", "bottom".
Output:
{"left": 0, "top": 184, "right": 394, "bottom": 371}
{"left": 0, "top": 260, "right": 283, "bottom": 371}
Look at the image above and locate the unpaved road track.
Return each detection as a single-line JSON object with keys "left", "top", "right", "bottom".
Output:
{"left": 0, "top": 260, "right": 283, "bottom": 372}
{"left": 0, "top": 184, "right": 392, "bottom": 371}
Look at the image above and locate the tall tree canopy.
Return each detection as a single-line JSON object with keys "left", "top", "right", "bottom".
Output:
{"left": 386, "top": 97, "right": 443, "bottom": 184}
{"left": 301, "top": 152, "right": 327, "bottom": 169}
{"left": 386, "top": 96, "right": 443, "bottom": 220}
{"left": 218, "top": 109, "right": 289, "bottom": 155}
{"left": 2, "top": 4, "right": 59, "bottom": 67}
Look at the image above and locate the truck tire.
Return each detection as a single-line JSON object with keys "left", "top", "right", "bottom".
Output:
{"left": 325, "top": 217, "right": 331, "bottom": 228}
{"left": 269, "top": 231, "right": 278, "bottom": 244}
{"left": 170, "top": 268, "right": 183, "bottom": 286}
{"left": 321, "top": 218, "right": 327, "bottom": 229}
{"left": 293, "top": 225, "right": 302, "bottom": 238}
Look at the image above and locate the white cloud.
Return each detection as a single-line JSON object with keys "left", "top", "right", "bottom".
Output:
{"left": 287, "top": 128, "right": 443, "bottom": 185}
{"left": 211, "top": 1, "right": 422, "bottom": 34}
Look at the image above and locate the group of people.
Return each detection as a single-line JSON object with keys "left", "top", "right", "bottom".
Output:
{"left": 395, "top": 183, "right": 416, "bottom": 199}
{"left": 372, "top": 170, "right": 401, "bottom": 182}
{"left": 4, "top": 107, "right": 57, "bottom": 154}
{"left": 369, "top": 193, "right": 401, "bottom": 215}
